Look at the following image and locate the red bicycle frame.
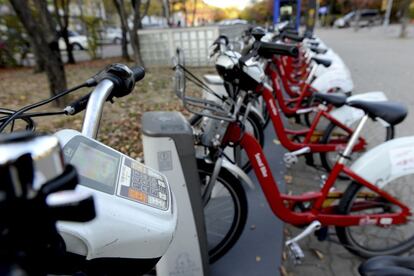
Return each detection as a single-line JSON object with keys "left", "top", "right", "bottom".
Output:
{"left": 257, "top": 83, "right": 367, "bottom": 153}
{"left": 223, "top": 123, "right": 411, "bottom": 227}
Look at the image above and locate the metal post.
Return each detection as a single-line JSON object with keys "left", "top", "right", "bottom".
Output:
{"left": 296, "top": 0, "right": 302, "bottom": 30}
{"left": 305, "top": 0, "right": 317, "bottom": 35}
{"left": 273, "top": 0, "right": 281, "bottom": 25}
{"left": 383, "top": 0, "right": 393, "bottom": 27}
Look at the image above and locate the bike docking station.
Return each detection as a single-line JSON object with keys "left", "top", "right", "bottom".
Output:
{"left": 142, "top": 111, "right": 209, "bottom": 276}
{"left": 142, "top": 111, "right": 287, "bottom": 276}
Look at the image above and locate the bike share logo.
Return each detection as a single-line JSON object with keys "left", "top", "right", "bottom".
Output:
{"left": 268, "top": 99, "right": 278, "bottom": 116}
{"left": 255, "top": 153, "right": 268, "bottom": 178}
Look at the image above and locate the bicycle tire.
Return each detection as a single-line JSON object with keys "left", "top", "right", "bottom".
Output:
{"left": 235, "top": 111, "right": 264, "bottom": 173}
{"left": 320, "top": 121, "right": 394, "bottom": 177}
{"left": 197, "top": 159, "right": 248, "bottom": 263}
{"left": 336, "top": 177, "right": 414, "bottom": 258}
{"left": 190, "top": 112, "right": 264, "bottom": 173}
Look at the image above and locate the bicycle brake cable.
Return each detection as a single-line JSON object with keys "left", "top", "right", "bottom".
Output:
{"left": 0, "top": 82, "right": 90, "bottom": 133}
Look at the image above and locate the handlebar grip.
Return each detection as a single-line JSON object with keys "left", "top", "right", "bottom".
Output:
{"left": 282, "top": 32, "right": 304, "bottom": 42}
{"left": 131, "top": 66, "right": 145, "bottom": 82}
{"left": 258, "top": 42, "right": 299, "bottom": 58}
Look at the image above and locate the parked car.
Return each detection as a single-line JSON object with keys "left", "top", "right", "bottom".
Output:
{"left": 58, "top": 30, "right": 88, "bottom": 51}
{"left": 98, "top": 27, "right": 126, "bottom": 45}
{"left": 334, "top": 9, "right": 382, "bottom": 28}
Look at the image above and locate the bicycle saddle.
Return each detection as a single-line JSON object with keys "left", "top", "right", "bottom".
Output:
{"left": 348, "top": 100, "right": 408, "bottom": 125}
{"left": 281, "top": 32, "right": 304, "bottom": 42}
{"left": 359, "top": 255, "right": 414, "bottom": 276}
{"left": 311, "top": 57, "right": 332, "bottom": 67}
{"left": 314, "top": 92, "right": 347, "bottom": 107}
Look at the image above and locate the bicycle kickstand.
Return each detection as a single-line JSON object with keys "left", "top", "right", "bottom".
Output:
{"left": 285, "top": 220, "right": 321, "bottom": 264}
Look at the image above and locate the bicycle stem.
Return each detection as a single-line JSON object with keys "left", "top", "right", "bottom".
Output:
{"left": 81, "top": 79, "right": 114, "bottom": 139}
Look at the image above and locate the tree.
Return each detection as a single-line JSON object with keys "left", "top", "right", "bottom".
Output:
{"left": 10, "top": 0, "right": 67, "bottom": 105}
{"left": 191, "top": 0, "right": 198, "bottom": 26}
{"left": 399, "top": 0, "right": 411, "bottom": 38}
{"left": 112, "top": 0, "right": 148, "bottom": 65}
{"left": 130, "top": 0, "right": 145, "bottom": 65}
{"left": 113, "top": 0, "right": 130, "bottom": 60}
{"left": 54, "top": 0, "right": 76, "bottom": 64}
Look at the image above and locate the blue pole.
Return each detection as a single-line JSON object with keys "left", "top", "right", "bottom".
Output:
{"left": 273, "top": 0, "right": 280, "bottom": 25}
{"left": 296, "top": 0, "right": 301, "bottom": 30}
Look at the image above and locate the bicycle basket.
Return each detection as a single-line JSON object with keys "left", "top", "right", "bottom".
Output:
{"left": 172, "top": 47, "right": 240, "bottom": 122}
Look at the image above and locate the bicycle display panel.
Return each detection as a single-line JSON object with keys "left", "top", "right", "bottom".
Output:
{"left": 62, "top": 134, "right": 169, "bottom": 211}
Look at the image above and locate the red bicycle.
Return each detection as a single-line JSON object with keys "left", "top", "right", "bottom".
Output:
{"left": 174, "top": 48, "right": 412, "bottom": 261}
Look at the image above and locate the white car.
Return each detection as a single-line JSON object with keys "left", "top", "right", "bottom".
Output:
{"left": 58, "top": 30, "right": 88, "bottom": 51}
{"left": 99, "top": 27, "right": 125, "bottom": 44}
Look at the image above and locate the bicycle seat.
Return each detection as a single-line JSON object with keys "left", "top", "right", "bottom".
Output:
{"left": 359, "top": 255, "right": 414, "bottom": 276}
{"left": 314, "top": 92, "right": 347, "bottom": 107}
{"left": 311, "top": 57, "right": 332, "bottom": 67}
{"left": 348, "top": 100, "right": 407, "bottom": 125}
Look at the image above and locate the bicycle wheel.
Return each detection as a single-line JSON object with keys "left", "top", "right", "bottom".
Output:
{"left": 336, "top": 175, "right": 414, "bottom": 258}
{"left": 190, "top": 112, "right": 264, "bottom": 173}
{"left": 198, "top": 160, "right": 248, "bottom": 263}
{"left": 231, "top": 111, "right": 264, "bottom": 173}
{"left": 320, "top": 120, "right": 394, "bottom": 176}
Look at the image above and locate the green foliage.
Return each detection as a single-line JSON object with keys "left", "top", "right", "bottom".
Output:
{"left": 240, "top": 0, "right": 272, "bottom": 23}
{"left": 82, "top": 15, "right": 101, "bottom": 59}
{"left": 410, "top": 2, "right": 414, "bottom": 19}
{"left": 0, "top": 15, "right": 29, "bottom": 67}
{"left": 147, "top": 0, "right": 163, "bottom": 16}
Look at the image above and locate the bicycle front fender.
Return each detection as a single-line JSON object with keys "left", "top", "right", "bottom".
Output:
{"left": 329, "top": 91, "right": 388, "bottom": 127}
{"left": 249, "top": 105, "right": 266, "bottom": 125}
{"left": 350, "top": 136, "right": 414, "bottom": 188}
{"left": 222, "top": 159, "right": 255, "bottom": 190}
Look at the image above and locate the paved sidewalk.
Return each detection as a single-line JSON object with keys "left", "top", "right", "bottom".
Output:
{"left": 281, "top": 25, "right": 414, "bottom": 276}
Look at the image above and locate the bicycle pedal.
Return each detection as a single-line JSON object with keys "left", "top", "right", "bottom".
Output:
{"left": 283, "top": 153, "right": 298, "bottom": 166}
{"left": 286, "top": 241, "right": 305, "bottom": 264}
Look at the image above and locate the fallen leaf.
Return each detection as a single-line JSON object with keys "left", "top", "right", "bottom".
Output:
{"left": 273, "top": 139, "right": 281, "bottom": 145}
{"left": 284, "top": 175, "right": 293, "bottom": 184}
{"left": 312, "top": 248, "right": 324, "bottom": 260}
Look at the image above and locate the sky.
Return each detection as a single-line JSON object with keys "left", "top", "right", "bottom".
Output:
{"left": 203, "top": 0, "right": 251, "bottom": 10}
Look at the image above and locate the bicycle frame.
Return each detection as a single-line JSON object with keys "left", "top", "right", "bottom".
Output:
{"left": 222, "top": 121, "right": 411, "bottom": 227}
{"left": 266, "top": 62, "right": 316, "bottom": 117}
{"left": 257, "top": 83, "right": 367, "bottom": 153}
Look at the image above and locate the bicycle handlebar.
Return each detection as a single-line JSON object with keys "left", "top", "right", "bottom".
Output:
{"left": 257, "top": 41, "right": 299, "bottom": 58}
{"left": 281, "top": 32, "right": 304, "bottom": 42}
{"left": 132, "top": 66, "right": 145, "bottom": 82}
{"left": 65, "top": 65, "right": 145, "bottom": 116}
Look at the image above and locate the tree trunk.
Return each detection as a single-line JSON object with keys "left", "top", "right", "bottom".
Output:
{"left": 182, "top": 0, "right": 188, "bottom": 27}
{"left": 10, "top": 0, "right": 67, "bottom": 106}
{"left": 54, "top": 0, "right": 76, "bottom": 64}
{"left": 191, "top": 0, "right": 197, "bottom": 26}
{"left": 162, "top": 0, "right": 171, "bottom": 25}
{"left": 140, "top": 0, "right": 151, "bottom": 23}
{"left": 113, "top": 0, "right": 131, "bottom": 61}
{"left": 130, "top": 0, "right": 145, "bottom": 66}
{"left": 399, "top": 0, "right": 411, "bottom": 38}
